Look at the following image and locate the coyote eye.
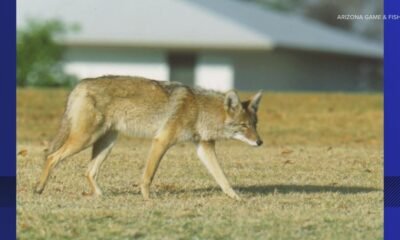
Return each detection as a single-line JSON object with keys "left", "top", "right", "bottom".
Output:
{"left": 240, "top": 123, "right": 248, "bottom": 128}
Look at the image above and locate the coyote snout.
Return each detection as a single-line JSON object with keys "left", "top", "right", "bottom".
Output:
{"left": 233, "top": 133, "right": 263, "bottom": 147}
{"left": 35, "top": 76, "right": 263, "bottom": 200}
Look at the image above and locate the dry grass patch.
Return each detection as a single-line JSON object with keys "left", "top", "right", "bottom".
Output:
{"left": 17, "top": 88, "right": 382, "bottom": 239}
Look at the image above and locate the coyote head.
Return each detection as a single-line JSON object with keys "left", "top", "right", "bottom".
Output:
{"left": 223, "top": 91, "right": 263, "bottom": 147}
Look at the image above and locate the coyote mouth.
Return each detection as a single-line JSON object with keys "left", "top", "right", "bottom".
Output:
{"left": 233, "top": 134, "right": 259, "bottom": 146}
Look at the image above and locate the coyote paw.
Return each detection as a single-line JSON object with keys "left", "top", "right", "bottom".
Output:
{"left": 231, "top": 194, "right": 242, "bottom": 201}
{"left": 82, "top": 190, "right": 102, "bottom": 197}
{"left": 34, "top": 183, "right": 44, "bottom": 194}
{"left": 226, "top": 191, "right": 242, "bottom": 201}
{"left": 140, "top": 184, "right": 150, "bottom": 200}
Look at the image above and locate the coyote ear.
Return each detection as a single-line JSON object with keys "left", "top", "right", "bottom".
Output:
{"left": 249, "top": 91, "right": 262, "bottom": 112}
{"left": 224, "top": 90, "right": 241, "bottom": 112}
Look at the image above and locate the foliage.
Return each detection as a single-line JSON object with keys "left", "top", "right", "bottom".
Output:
{"left": 17, "top": 19, "right": 78, "bottom": 87}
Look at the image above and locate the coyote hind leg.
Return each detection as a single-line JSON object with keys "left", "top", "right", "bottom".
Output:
{"left": 35, "top": 134, "right": 92, "bottom": 194}
{"left": 35, "top": 124, "right": 104, "bottom": 194}
{"left": 83, "top": 131, "right": 118, "bottom": 197}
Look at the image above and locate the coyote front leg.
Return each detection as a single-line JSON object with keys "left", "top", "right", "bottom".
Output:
{"left": 140, "top": 131, "right": 173, "bottom": 200}
{"left": 196, "top": 141, "right": 241, "bottom": 200}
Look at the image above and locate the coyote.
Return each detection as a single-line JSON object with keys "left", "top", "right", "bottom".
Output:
{"left": 35, "top": 76, "right": 263, "bottom": 200}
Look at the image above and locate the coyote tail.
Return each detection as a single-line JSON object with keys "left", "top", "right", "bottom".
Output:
{"left": 44, "top": 112, "right": 71, "bottom": 159}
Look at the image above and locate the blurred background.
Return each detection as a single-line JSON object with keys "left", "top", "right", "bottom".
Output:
{"left": 17, "top": 2, "right": 383, "bottom": 238}
{"left": 17, "top": 0, "right": 383, "bottom": 91}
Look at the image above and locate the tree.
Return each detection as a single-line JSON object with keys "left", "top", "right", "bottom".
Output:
{"left": 17, "top": 19, "right": 78, "bottom": 87}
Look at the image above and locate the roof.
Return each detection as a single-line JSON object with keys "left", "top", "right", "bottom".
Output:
{"left": 17, "top": 0, "right": 382, "bottom": 58}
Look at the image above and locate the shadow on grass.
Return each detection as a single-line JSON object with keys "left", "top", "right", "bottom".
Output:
{"left": 107, "top": 184, "right": 381, "bottom": 197}
{"left": 173, "top": 184, "right": 381, "bottom": 196}
{"left": 234, "top": 184, "right": 381, "bottom": 195}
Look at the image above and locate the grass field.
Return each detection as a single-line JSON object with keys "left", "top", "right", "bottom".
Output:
{"left": 17, "top": 88, "right": 383, "bottom": 240}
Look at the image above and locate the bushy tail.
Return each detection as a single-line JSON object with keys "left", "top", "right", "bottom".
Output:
{"left": 45, "top": 113, "right": 71, "bottom": 158}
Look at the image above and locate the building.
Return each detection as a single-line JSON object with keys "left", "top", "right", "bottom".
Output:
{"left": 17, "top": 0, "right": 383, "bottom": 91}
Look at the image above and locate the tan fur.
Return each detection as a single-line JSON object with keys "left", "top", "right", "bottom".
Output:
{"left": 35, "top": 76, "right": 263, "bottom": 200}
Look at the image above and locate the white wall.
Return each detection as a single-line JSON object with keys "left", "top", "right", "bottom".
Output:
{"left": 195, "top": 55, "right": 234, "bottom": 91}
{"left": 63, "top": 47, "right": 169, "bottom": 81}
{"left": 64, "top": 61, "right": 168, "bottom": 80}
{"left": 64, "top": 47, "right": 236, "bottom": 91}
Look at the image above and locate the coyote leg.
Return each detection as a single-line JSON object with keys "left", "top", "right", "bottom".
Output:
{"left": 35, "top": 136, "right": 90, "bottom": 194}
{"left": 196, "top": 141, "right": 241, "bottom": 200}
{"left": 140, "top": 131, "right": 173, "bottom": 200}
{"left": 83, "top": 131, "right": 118, "bottom": 197}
